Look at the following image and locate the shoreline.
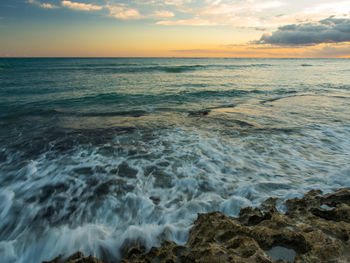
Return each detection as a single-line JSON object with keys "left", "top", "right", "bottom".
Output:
{"left": 43, "top": 187, "right": 350, "bottom": 263}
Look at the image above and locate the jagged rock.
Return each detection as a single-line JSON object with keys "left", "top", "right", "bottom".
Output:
{"left": 42, "top": 255, "right": 62, "bottom": 263}
{"left": 119, "top": 188, "right": 350, "bottom": 263}
{"left": 44, "top": 188, "right": 350, "bottom": 263}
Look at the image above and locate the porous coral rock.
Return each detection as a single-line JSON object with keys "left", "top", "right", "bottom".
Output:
{"left": 44, "top": 188, "right": 350, "bottom": 263}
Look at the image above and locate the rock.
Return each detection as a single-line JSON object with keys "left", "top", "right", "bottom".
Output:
{"left": 44, "top": 188, "right": 350, "bottom": 263}
{"left": 42, "top": 255, "right": 62, "bottom": 263}
{"left": 119, "top": 188, "right": 350, "bottom": 263}
{"left": 188, "top": 110, "right": 210, "bottom": 117}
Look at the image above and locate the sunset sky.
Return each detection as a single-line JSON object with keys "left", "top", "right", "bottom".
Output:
{"left": 1, "top": 0, "right": 350, "bottom": 57}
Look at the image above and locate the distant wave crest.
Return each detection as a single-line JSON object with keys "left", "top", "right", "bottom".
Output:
{"left": 44, "top": 63, "right": 272, "bottom": 74}
{"left": 0, "top": 64, "right": 13, "bottom": 69}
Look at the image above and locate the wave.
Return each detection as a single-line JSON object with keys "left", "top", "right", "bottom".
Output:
{"left": 181, "top": 89, "right": 264, "bottom": 98}
{"left": 160, "top": 65, "right": 203, "bottom": 73}
{"left": 39, "top": 63, "right": 273, "bottom": 74}
{"left": 0, "top": 107, "right": 151, "bottom": 120}
{"left": 0, "top": 64, "right": 13, "bottom": 69}
{"left": 79, "top": 110, "right": 149, "bottom": 117}
{"left": 319, "top": 83, "right": 350, "bottom": 91}
{"left": 0, "top": 89, "right": 262, "bottom": 119}
{"left": 210, "top": 63, "right": 272, "bottom": 68}
{"left": 79, "top": 63, "right": 141, "bottom": 67}
{"left": 2, "top": 118, "right": 350, "bottom": 263}
{"left": 62, "top": 89, "right": 264, "bottom": 106}
{"left": 0, "top": 108, "right": 63, "bottom": 120}
{"left": 46, "top": 65, "right": 204, "bottom": 74}
{"left": 0, "top": 88, "right": 308, "bottom": 121}
{"left": 261, "top": 94, "right": 310, "bottom": 104}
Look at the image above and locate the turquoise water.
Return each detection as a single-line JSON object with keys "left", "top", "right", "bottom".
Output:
{"left": 1, "top": 58, "right": 350, "bottom": 262}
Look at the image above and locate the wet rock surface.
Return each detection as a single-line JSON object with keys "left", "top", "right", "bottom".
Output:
{"left": 44, "top": 188, "right": 350, "bottom": 263}
{"left": 42, "top": 251, "right": 102, "bottom": 263}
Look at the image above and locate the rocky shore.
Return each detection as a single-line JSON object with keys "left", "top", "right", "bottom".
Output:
{"left": 43, "top": 188, "right": 350, "bottom": 263}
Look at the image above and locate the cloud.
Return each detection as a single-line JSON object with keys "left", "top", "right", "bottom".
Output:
{"left": 58, "top": 1, "right": 142, "bottom": 20}
{"left": 61, "top": 0, "right": 103, "bottom": 11}
{"left": 258, "top": 1, "right": 350, "bottom": 29}
{"left": 168, "top": 44, "right": 300, "bottom": 57}
{"left": 157, "top": 17, "right": 217, "bottom": 25}
{"left": 151, "top": 10, "right": 174, "bottom": 18}
{"left": 258, "top": 18, "right": 350, "bottom": 46}
{"left": 28, "top": 0, "right": 58, "bottom": 8}
{"left": 24, "top": 0, "right": 350, "bottom": 28}
{"left": 163, "top": 0, "right": 192, "bottom": 6}
{"left": 155, "top": 0, "right": 350, "bottom": 30}
{"left": 40, "top": 3, "right": 57, "bottom": 8}
{"left": 302, "top": 1, "right": 350, "bottom": 18}
{"left": 169, "top": 42, "right": 350, "bottom": 58}
{"left": 313, "top": 44, "right": 350, "bottom": 57}
{"left": 106, "top": 4, "right": 141, "bottom": 19}
{"left": 157, "top": 0, "right": 287, "bottom": 27}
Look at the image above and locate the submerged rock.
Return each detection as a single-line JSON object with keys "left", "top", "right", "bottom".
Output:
{"left": 43, "top": 188, "right": 350, "bottom": 263}
{"left": 188, "top": 110, "right": 210, "bottom": 117}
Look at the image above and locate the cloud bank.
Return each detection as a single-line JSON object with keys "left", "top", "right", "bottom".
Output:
{"left": 27, "top": 0, "right": 175, "bottom": 20}
{"left": 25, "top": 0, "right": 350, "bottom": 34}
{"left": 259, "top": 18, "right": 350, "bottom": 46}
{"left": 157, "top": 0, "right": 287, "bottom": 27}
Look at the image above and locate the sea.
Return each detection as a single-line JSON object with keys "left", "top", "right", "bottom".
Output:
{"left": 0, "top": 58, "right": 350, "bottom": 263}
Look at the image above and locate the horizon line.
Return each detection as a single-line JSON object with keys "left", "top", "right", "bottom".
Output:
{"left": 1, "top": 56, "right": 349, "bottom": 59}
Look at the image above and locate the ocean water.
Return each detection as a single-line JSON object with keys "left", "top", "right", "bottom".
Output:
{"left": 0, "top": 58, "right": 350, "bottom": 263}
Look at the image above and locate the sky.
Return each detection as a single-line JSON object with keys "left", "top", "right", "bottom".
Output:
{"left": 0, "top": 0, "right": 350, "bottom": 57}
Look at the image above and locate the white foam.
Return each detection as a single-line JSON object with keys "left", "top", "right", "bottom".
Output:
{"left": 1, "top": 119, "right": 350, "bottom": 263}
{"left": 0, "top": 240, "right": 17, "bottom": 263}
{"left": 219, "top": 196, "right": 251, "bottom": 216}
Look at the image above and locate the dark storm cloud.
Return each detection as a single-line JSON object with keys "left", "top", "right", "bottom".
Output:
{"left": 258, "top": 17, "right": 350, "bottom": 46}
